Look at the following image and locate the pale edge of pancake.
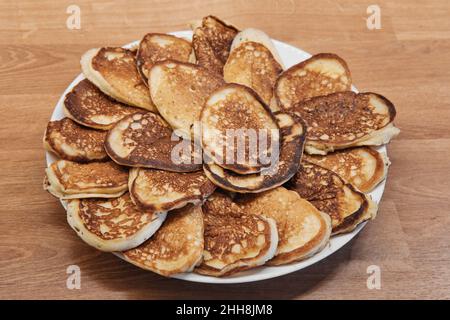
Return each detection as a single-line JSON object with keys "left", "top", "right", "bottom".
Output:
{"left": 305, "top": 123, "right": 401, "bottom": 155}
{"left": 44, "top": 166, "right": 127, "bottom": 200}
{"left": 80, "top": 48, "right": 156, "bottom": 111}
{"left": 195, "top": 216, "right": 279, "bottom": 277}
{"left": 66, "top": 199, "right": 167, "bottom": 252}
{"left": 230, "top": 28, "right": 285, "bottom": 69}
{"left": 268, "top": 211, "right": 332, "bottom": 266}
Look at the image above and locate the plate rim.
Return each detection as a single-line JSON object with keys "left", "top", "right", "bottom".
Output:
{"left": 46, "top": 30, "right": 388, "bottom": 284}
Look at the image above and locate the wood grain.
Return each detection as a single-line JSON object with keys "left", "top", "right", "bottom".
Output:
{"left": 1, "top": 0, "right": 449, "bottom": 299}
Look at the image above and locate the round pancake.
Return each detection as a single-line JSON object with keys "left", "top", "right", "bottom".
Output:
{"left": 288, "top": 161, "right": 377, "bottom": 235}
{"left": 304, "top": 147, "right": 390, "bottom": 193}
{"left": 201, "top": 84, "right": 280, "bottom": 174}
{"left": 129, "top": 168, "right": 216, "bottom": 212}
{"left": 44, "top": 160, "right": 128, "bottom": 199}
{"left": 136, "top": 33, "right": 193, "bottom": 85}
{"left": 44, "top": 118, "right": 108, "bottom": 162}
{"left": 105, "top": 112, "right": 202, "bottom": 172}
{"left": 290, "top": 91, "right": 399, "bottom": 155}
{"left": 274, "top": 53, "right": 352, "bottom": 110}
{"left": 148, "top": 60, "right": 224, "bottom": 138}
{"left": 224, "top": 40, "right": 283, "bottom": 105}
{"left": 67, "top": 193, "right": 166, "bottom": 252}
{"left": 122, "top": 204, "right": 204, "bottom": 276}
{"left": 195, "top": 192, "right": 278, "bottom": 277}
{"left": 203, "top": 112, "right": 306, "bottom": 193}
{"left": 81, "top": 47, "right": 156, "bottom": 111}
{"left": 64, "top": 79, "right": 142, "bottom": 130}
{"left": 238, "top": 187, "right": 331, "bottom": 265}
{"left": 192, "top": 15, "right": 239, "bottom": 75}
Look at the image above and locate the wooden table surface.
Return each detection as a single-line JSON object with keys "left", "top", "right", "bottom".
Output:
{"left": 1, "top": 0, "right": 449, "bottom": 300}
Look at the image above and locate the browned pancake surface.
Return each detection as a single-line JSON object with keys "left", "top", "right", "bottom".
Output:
{"left": 137, "top": 33, "right": 192, "bottom": 84}
{"left": 193, "top": 15, "right": 238, "bottom": 75}
{"left": 64, "top": 79, "right": 141, "bottom": 130}
{"left": 105, "top": 112, "right": 201, "bottom": 172}
{"left": 44, "top": 118, "right": 108, "bottom": 162}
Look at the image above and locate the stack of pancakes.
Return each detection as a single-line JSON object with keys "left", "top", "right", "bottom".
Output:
{"left": 43, "top": 15, "right": 399, "bottom": 277}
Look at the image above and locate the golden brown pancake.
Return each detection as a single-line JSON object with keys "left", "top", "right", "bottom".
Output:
{"left": 44, "top": 118, "right": 108, "bottom": 162}
{"left": 288, "top": 161, "right": 377, "bottom": 234}
{"left": 237, "top": 187, "right": 331, "bottom": 265}
{"left": 192, "top": 15, "right": 239, "bottom": 75}
{"left": 64, "top": 79, "right": 142, "bottom": 130}
{"left": 81, "top": 47, "right": 156, "bottom": 111}
{"left": 304, "top": 147, "right": 390, "bottom": 193}
{"left": 224, "top": 40, "right": 282, "bottom": 105}
{"left": 44, "top": 160, "right": 128, "bottom": 199}
{"left": 203, "top": 112, "right": 306, "bottom": 193}
{"left": 200, "top": 84, "right": 280, "bottom": 174}
{"left": 136, "top": 33, "right": 193, "bottom": 85}
{"left": 105, "top": 112, "right": 201, "bottom": 172}
{"left": 274, "top": 53, "right": 352, "bottom": 110}
{"left": 67, "top": 193, "right": 166, "bottom": 252}
{"left": 129, "top": 168, "right": 216, "bottom": 212}
{"left": 122, "top": 204, "right": 204, "bottom": 276}
{"left": 290, "top": 91, "right": 400, "bottom": 155}
{"left": 195, "top": 192, "right": 278, "bottom": 277}
{"left": 148, "top": 60, "right": 224, "bottom": 138}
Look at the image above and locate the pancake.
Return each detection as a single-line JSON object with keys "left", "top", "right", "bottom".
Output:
{"left": 67, "top": 193, "right": 166, "bottom": 252}
{"left": 195, "top": 192, "right": 278, "bottom": 277}
{"left": 122, "top": 204, "right": 204, "bottom": 276}
{"left": 200, "top": 84, "right": 280, "bottom": 174}
{"left": 203, "top": 112, "right": 306, "bottom": 193}
{"left": 44, "top": 160, "right": 128, "bottom": 199}
{"left": 136, "top": 33, "right": 193, "bottom": 85}
{"left": 274, "top": 53, "right": 352, "bottom": 110}
{"left": 148, "top": 60, "right": 224, "bottom": 138}
{"left": 64, "top": 79, "right": 142, "bottom": 130}
{"left": 44, "top": 118, "right": 108, "bottom": 162}
{"left": 304, "top": 147, "right": 390, "bottom": 193}
{"left": 290, "top": 91, "right": 400, "bottom": 155}
{"left": 81, "top": 47, "right": 156, "bottom": 111}
{"left": 105, "top": 112, "right": 201, "bottom": 172}
{"left": 192, "top": 15, "right": 239, "bottom": 75}
{"left": 224, "top": 29, "right": 283, "bottom": 105}
{"left": 129, "top": 168, "right": 216, "bottom": 211}
{"left": 288, "top": 161, "right": 378, "bottom": 234}
{"left": 237, "top": 187, "right": 331, "bottom": 265}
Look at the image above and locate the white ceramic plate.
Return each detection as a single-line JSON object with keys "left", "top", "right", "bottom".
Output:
{"left": 46, "top": 30, "right": 387, "bottom": 284}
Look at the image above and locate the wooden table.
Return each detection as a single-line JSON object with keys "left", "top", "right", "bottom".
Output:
{"left": 1, "top": 0, "right": 449, "bottom": 300}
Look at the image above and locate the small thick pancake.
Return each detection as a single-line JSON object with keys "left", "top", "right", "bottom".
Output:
{"left": 44, "top": 118, "right": 108, "bottom": 162}
{"left": 148, "top": 60, "right": 224, "bottom": 138}
{"left": 274, "top": 53, "right": 352, "bottom": 110}
{"left": 201, "top": 84, "right": 280, "bottom": 174}
{"left": 136, "top": 33, "right": 193, "bottom": 84}
{"left": 44, "top": 160, "right": 128, "bottom": 199}
{"left": 290, "top": 91, "right": 400, "bottom": 155}
{"left": 129, "top": 168, "right": 216, "bottom": 211}
{"left": 192, "top": 15, "right": 239, "bottom": 75}
{"left": 237, "top": 187, "right": 331, "bottom": 265}
{"left": 288, "top": 162, "right": 377, "bottom": 234}
{"left": 67, "top": 193, "right": 166, "bottom": 252}
{"left": 81, "top": 47, "right": 156, "bottom": 111}
{"left": 122, "top": 204, "right": 204, "bottom": 276}
{"left": 195, "top": 192, "right": 278, "bottom": 277}
{"left": 224, "top": 33, "right": 283, "bottom": 105}
{"left": 304, "top": 147, "right": 390, "bottom": 193}
{"left": 203, "top": 112, "right": 306, "bottom": 193}
{"left": 64, "top": 79, "right": 142, "bottom": 130}
{"left": 105, "top": 112, "right": 201, "bottom": 172}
